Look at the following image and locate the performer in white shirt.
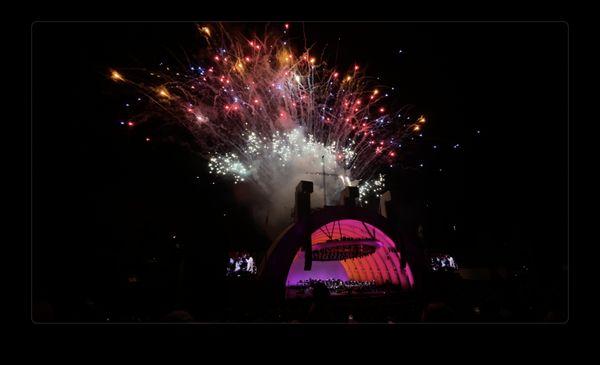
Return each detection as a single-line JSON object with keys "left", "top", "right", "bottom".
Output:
{"left": 246, "top": 256, "right": 255, "bottom": 273}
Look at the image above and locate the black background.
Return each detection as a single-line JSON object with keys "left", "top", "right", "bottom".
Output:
{"left": 30, "top": 21, "right": 568, "bottom": 321}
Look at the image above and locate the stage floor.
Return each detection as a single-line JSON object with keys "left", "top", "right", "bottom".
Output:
{"left": 285, "top": 287, "right": 391, "bottom": 299}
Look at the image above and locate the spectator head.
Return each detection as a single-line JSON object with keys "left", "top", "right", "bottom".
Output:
{"left": 421, "top": 302, "right": 456, "bottom": 322}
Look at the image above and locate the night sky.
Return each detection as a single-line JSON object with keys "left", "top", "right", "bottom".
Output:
{"left": 31, "top": 22, "right": 568, "bottom": 314}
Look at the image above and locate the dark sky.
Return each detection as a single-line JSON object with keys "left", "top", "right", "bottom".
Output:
{"left": 31, "top": 22, "right": 568, "bottom": 305}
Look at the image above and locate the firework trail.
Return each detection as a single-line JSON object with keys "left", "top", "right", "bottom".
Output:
{"left": 111, "top": 23, "right": 426, "bottom": 232}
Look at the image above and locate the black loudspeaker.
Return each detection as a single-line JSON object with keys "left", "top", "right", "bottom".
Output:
{"left": 294, "top": 181, "right": 313, "bottom": 271}
{"left": 303, "top": 233, "right": 312, "bottom": 271}
{"left": 340, "top": 186, "right": 359, "bottom": 207}
{"left": 294, "top": 180, "right": 313, "bottom": 221}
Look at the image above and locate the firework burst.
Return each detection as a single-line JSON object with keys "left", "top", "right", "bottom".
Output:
{"left": 111, "top": 23, "right": 425, "bottom": 218}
